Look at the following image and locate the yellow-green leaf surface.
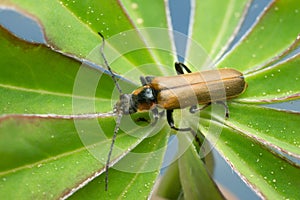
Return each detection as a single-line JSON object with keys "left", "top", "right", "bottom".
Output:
{"left": 0, "top": 115, "right": 168, "bottom": 199}
{"left": 224, "top": 103, "right": 300, "bottom": 159}
{"left": 1, "top": 0, "right": 174, "bottom": 75}
{"left": 68, "top": 125, "right": 169, "bottom": 199}
{"left": 201, "top": 120, "right": 300, "bottom": 200}
{"left": 0, "top": 116, "right": 100, "bottom": 199}
{"left": 177, "top": 134, "right": 224, "bottom": 200}
{"left": 0, "top": 26, "right": 168, "bottom": 198}
{"left": 239, "top": 54, "right": 300, "bottom": 103}
{"left": 186, "top": 0, "right": 251, "bottom": 63}
{"left": 120, "top": 0, "right": 174, "bottom": 67}
{"left": 153, "top": 133, "right": 224, "bottom": 199}
{"left": 0, "top": 26, "right": 115, "bottom": 115}
{"left": 216, "top": 0, "right": 300, "bottom": 71}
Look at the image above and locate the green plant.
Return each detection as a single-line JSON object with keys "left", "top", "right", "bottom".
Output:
{"left": 0, "top": 0, "right": 299, "bottom": 199}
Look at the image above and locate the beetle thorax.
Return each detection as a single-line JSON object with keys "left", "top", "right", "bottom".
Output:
{"left": 132, "top": 86, "right": 156, "bottom": 112}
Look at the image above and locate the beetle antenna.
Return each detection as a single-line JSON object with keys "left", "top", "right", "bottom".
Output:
{"left": 105, "top": 110, "right": 123, "bottom": 191}
{"left": 98, "top": 32, "right": 124, "bottom": 191}
{"left": 98, "top": 32, "right": 123, "bottom": 95}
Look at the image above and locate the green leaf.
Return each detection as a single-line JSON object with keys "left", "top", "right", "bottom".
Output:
{"left": 149, "top": 133, "right": 222, "bottom": 200}
{"left": 67, "top": 124, "right": 169, "bottom": 199}
{"left": 187, "top": 0, "right": 251, "bottom": 63}
{"left": 177, "top": 133, "right": 224, "bottom": 200}
{"left": 0, "top": 23, "right": 169, "bottom": 197}
{"left": 119, "top": 0, "right": 174, "bottom": 69}
{"left": 2, "top": 0, "right": 300, "bottom": 199}
{"left": 0, "top": 2, "right": 173, "bottom": 198}
{"left": 3, "top": 0, "right": 175, "bottom": 73}
{"left": 246, "top": 33, "right": 300, "bottom": 73}
{"left": 238, "top": 54, "right": 300, "bottom": 103}
{"left": 154, "top": 160, "right": 182, "bottom": 199}
{"left": 0, "top": 26, "right": 116, "bottom": 114}
{"left": 0, "top": 116, "right": 101, "bottom": 199}
{"left": 3, "top": 0, "right": 132, "bottom": 58}
{"left": 0, "top": 114, "right": 168, "bottom": 199}
{"left": 201, "top": 120, "right": 300, "bottom": 200}
{"left": 223, "top": 103, "right": 300, "bottom": 159}
{"left": 121, "top": 0, "right": 168, "bottom": 28}
{"left": 217, "top": 0, "right": 300, "bottom": 72}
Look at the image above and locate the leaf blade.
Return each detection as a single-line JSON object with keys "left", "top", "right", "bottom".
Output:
{"left": 217, "top": 0, "right": 300, "bottom": 72}
{"left": 238, "top": 54, "right": 300, "bottom": 103}
{"left": 187, "top": 0, "right": 251, "bottom": 63}
{"left": 201, "top": 119, "right": 300, "bottom": 199}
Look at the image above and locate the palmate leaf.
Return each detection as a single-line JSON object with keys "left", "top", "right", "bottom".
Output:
{"left": 0, "top": 26, "right": 170, "bottom": 196}
{"left": 0, "top": 113, "right": 169, "bottom": 199}
{"left": 0, "top": 0, "right": 300, "bottom": 200}
{"left": 0, "top": 27, "right": 167, "bottom": 199}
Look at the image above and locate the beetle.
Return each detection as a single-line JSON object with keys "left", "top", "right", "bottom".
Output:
{"left": 115, "top": 64, "right": 247, "bottom": 130}
{"left": 98, "top": 33, "right": 247, "bottom": 190}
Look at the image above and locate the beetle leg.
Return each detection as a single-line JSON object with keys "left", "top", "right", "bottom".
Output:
{"left": 216, "top": 101, "right": 229, "bottom": 118}
{"left": 151, "top": 107, "right": 159, "bottom": 125}
{"left": 175, "top": 62, "right": 192, "bottom": 75}
{"left": 167, "top": 110, "right": 203, "bottom": 148}
{"left": 151, "top": 107, "right": 165, "bottom": 126}
{"left": 190, "top": 129, "right": 203, "bottom": 149}
{"left": 189, "top": 103, "right": 211, "bottom": 114}
{"left": 167, "top": 109, "right": 191, "bottom": 131}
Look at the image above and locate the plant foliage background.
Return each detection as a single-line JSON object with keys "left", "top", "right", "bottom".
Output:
{"left": 0, "top": 0, "right": 299, "bottom": 199}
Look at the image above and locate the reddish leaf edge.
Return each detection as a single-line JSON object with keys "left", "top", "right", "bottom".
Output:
{"left": 213, "top": 0, "right": 253, "bottom": 63}
{"left": 236, "top": 53, "right": 300, "bottom": 104}
{"left": 0, "top": 114, "right": 148, "bottom": 199}
{"left": 0, "top": 112, "right": 116, "bottom": 122}
{"left": 235, "top": 93, "right": 300, "bottom": 104}
{"left": 200, "top": 118, "right": 267, "bottom": 200}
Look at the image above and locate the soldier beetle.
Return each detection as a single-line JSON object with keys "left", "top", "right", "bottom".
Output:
{"left": 98, "top": 33, "right": 247, "bottom": 190}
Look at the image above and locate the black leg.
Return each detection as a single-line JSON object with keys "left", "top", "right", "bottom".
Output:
{"left": 175, "top": 62, "right": 192, "bottom": 75}
{"left": 151, "top": 107, "right": 165, "bottom": 126}
{"left": 167, "top": 109, "right": 203, "bottom": 148}
{"left": 167, "top": 110, "right": 191, "bottom": 131}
